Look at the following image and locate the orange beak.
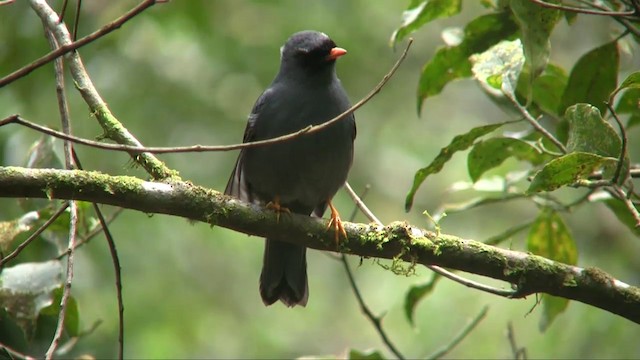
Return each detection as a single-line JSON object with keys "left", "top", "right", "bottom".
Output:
{"left": 326, "top": 47, "right": 347, "bottom": 61}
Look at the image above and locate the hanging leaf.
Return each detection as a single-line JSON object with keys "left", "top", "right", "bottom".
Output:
{"left": 405, "top": 122, "right": 508, "bottom": 211}
{"left": 527, "top": 208, "right": 577, "bottom": 331}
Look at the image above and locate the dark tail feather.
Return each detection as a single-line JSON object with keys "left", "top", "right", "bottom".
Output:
{"left": 259, "top": 239, "right": 308, "bottom": 307}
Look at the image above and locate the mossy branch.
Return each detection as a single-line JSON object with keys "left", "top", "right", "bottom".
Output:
{"left": 0, "top": 166, "right": 638, "bottom": 323}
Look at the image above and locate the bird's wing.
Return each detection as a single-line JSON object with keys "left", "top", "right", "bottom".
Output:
{"left": 224, "top": 88, "right": 273, "bottom": 201}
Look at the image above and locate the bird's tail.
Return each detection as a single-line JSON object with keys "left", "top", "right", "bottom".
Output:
{"left": 259, "top": 239, "right": 308, "bottom": 307}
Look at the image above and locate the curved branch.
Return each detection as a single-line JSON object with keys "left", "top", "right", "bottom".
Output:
{"left": 0, "top": 166, "right": 638, "bottom": 324}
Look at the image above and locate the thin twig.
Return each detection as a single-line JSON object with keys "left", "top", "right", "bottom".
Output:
{"left": 0, "top": 342, "right": 35, "bottom": 360}
{"left": 528, "top": 0, "right": 637, "bottom": 16}
{"left": 28, "top": 0, "right": 173, "bottom": 180}
{"left": 606, "top": 102, "right": 628, "bottom": 185}
{"left": 45, "top": 200, "right": 78, "bottom": 359}
{"left": 507, "top": 322, "right": 527, "bottom": 360}
{"left": 0, "top": 39, "right": 413, "bottom": 156}
{"left": 0, "top": 203, "right": 70, "bottom": 268}
{"left": 426, "top": 306, "right": 489, "bottom": 359}
{"left": 343, "top": 182, "right": 518, "bottom": 297}
{"left": 71, "top": 150, "right": 124, "bottom": 359}
{"left": 342, "top": 184, "right": 406, "bottom": 359}
{"left": 0, "top": 0, "right": 158, "bottom": 88}
{"left": 503, "top": 91, "right": 568, "bottom": 154}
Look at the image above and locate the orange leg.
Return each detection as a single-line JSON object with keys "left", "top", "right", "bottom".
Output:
{"left": 326, "top": 201, "right": 347, "bottom": 245}
{"left": 266, "top": 195, "right": 290, "bottom": 223}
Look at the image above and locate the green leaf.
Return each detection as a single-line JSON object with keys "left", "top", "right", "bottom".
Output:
{"left": 0, "top": 261, "right": 63, "bottom": 339}
{"left": 529, "top": 63, "right": 568, "bottom": 116}
{"left": 404, "top": 274, "right": 442, "bottom": 325}
{"left": 40, "top": 287, "right": 80, "bottom": 337}
{"left": 467, "top": 137, "right": 542, "bottom": 182}
{"left": 417, "top": 11, "right": 519, "bottom": 113}
{"left": 348, "top": 349, "right": 386, "bottom": 360}
{"left": 560, "top": 41, "right": 619, "bottom": 114}
{"left": 470, "top": 39, "right": 525, "bottom": 99}
{"left": 390, "top": 0, "right": 462, "bottom": 46}
{"left": 527, "top": 152, "right": 617, "bottom": 193}
{"left": 405, "top": 122, "right": 507, "bottom": 211}
{"left": 602, "top": 197, "right": 640, "bottom": 237}
{"left": 613, "top": 70, "right": 640, "bottom": 96}
{"left": 615, "top": 87, "right": 640, "bottom": 129}
{"left": 510, "top": 0, "right": 561, "bottom": 81}
{"left": 565, "top": 104, "right": 622, "bottom": 158}
{"left": 527, "top": 208, "right": 577, "bottom": 331}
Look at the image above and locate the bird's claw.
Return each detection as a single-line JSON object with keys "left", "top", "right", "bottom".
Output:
{"left": 266, "top": 196, "right": 290, "bottom": 223}
{"left": 326, "top": 201, "right": 347, "bottom": 247}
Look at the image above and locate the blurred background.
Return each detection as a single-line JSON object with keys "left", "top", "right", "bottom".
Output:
{"left": 1, "top": 0, "right": 639, "bottom": 358}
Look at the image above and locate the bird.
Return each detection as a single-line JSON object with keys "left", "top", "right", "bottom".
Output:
{"left": 225, "top": 30, "right": 356, "bottom": 307}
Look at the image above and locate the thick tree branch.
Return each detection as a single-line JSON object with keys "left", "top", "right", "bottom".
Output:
{"left": 0, "top": 166, "right": 638, "bottom": 324}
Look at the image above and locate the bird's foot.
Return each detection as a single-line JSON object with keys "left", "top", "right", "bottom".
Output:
{"left": 266, "top": 196, "right": 290, "bottom": 223}
{"left": 326, "top": 201, "right": 347, "bottom": 246}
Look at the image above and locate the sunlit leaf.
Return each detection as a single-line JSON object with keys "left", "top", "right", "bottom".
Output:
{"left": 510, "top": 0, "right": 561, "bottom": 81}
{"left": 614, "top": 71, "right": 640, "bottom": 95}
{"left": 527, "top": 152, "right": 617, "bottom": 193}
{"left": 417, "top": 11, "right": 519, "bottom": 114}
{"left": 348, "top": 349, "right": 386, "bottom": 360}
{"left": 0, "top": 261, "right": 63, "bottom": 338}
{"left": 470, "top": 39, "right": 525, "bottom": 102}
{"left": 405, "top": 122, "right": 507, "bottom": 211}
{"left": 560, "top": 41, "right": 619, "bottom": 114}
{"left": 390, "top": 0, "right": 462, "bottom": 46}
{"left": 468, "top": 137, "right": 542, "bottom": 182}
{"left": 527, "top": 208, "right": 577, "bottom": 331}
{"left": 404, "top": 274, "right": 442, "bottom": 325}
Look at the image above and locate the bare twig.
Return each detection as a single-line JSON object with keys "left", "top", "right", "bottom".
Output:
{"left": 344, "top": 182, "right": 519, "bottom": 297}
{"left": 0, "top": 0, "right": 158, "bottom": 88}
{"left": 528, "top": 0, "right": 637, "bottom": 16}
{"left": 71, "top": 150, "right": 124, "bottom": 360}
{"left": 28, "top": 0, "right": 174, "bottom": 180}
{"left": 507, "top": 322, "right": 527, "bottom": 360}
{"left": 0, "top": 39, "right": 413, "bottom": 157}
{"left": 45, "top": 200, "right": 78, "bottom": 359}
{"left": 342, "top": 184, "right": 405, "bottom": 360}
{"left": 426, "top": 306, "right": 489, "bottom": 359}
{"left": 503, "top": 92, "right": 568, "bottom": 154}
{"left": 606, "top": 103, "right": 629, "bottom": 185}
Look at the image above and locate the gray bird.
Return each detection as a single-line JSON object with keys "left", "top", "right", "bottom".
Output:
{"left": 225, "top": 30, "right": 356, "bottom": 307}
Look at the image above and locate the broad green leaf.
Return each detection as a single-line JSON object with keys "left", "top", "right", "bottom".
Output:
{"left": 602, "top": 197, "right": 640, "bottom": 237}
{"left": 510, "top": 0, "right": 561, "bottom": 81}
{"left": 565, "top": 104, "right": 622, "bottom": 157}
{"left": 417, "top": 11, "right": 519, "bottom": 114}
{"left": 390, "top": 0, "right": 462, "bottom": 46}
{"left": 527, "top": 152, "right": 617, "bottom": 193}
{"left": 470, "top": 39, "right": 525, "bottom": 102}
{"left": 615, "top": 87, "right": 640, "bottom": 129}
{"left": 467, "top": 137, "right": 542, "bottom": 182}
{"left": 404, "top": 274, "right": 442, "bottom": 325}
{"left": 405, "top": 122, "right": 507, "bottom": 211}
{"left": 40, "top": 287, "right": 80, "bottom": 337}
{"left": 527, "top": 208, "right": 577, "bottom": 331}
{"left": 560, "top": 41, "right": 619, "bottom": 114}
{"left": 348, "top": 349, "right": 386, "bottom": 360}
{"left": 612, "top": 71, "right": 640, "bottom": 97}
{"left": 0, "top": 261, "right": 63, "bottom": 338}
{"left": 518, "top": 64, "right": 568, "bottom": 117}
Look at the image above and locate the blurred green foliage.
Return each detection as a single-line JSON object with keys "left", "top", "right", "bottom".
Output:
{"left": 1, "top": 0, "right": 639, "bottom": 358}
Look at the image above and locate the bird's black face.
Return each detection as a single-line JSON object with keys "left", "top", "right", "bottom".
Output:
{"left": 281, "top": 31, "right": 345, "bottom": 73}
